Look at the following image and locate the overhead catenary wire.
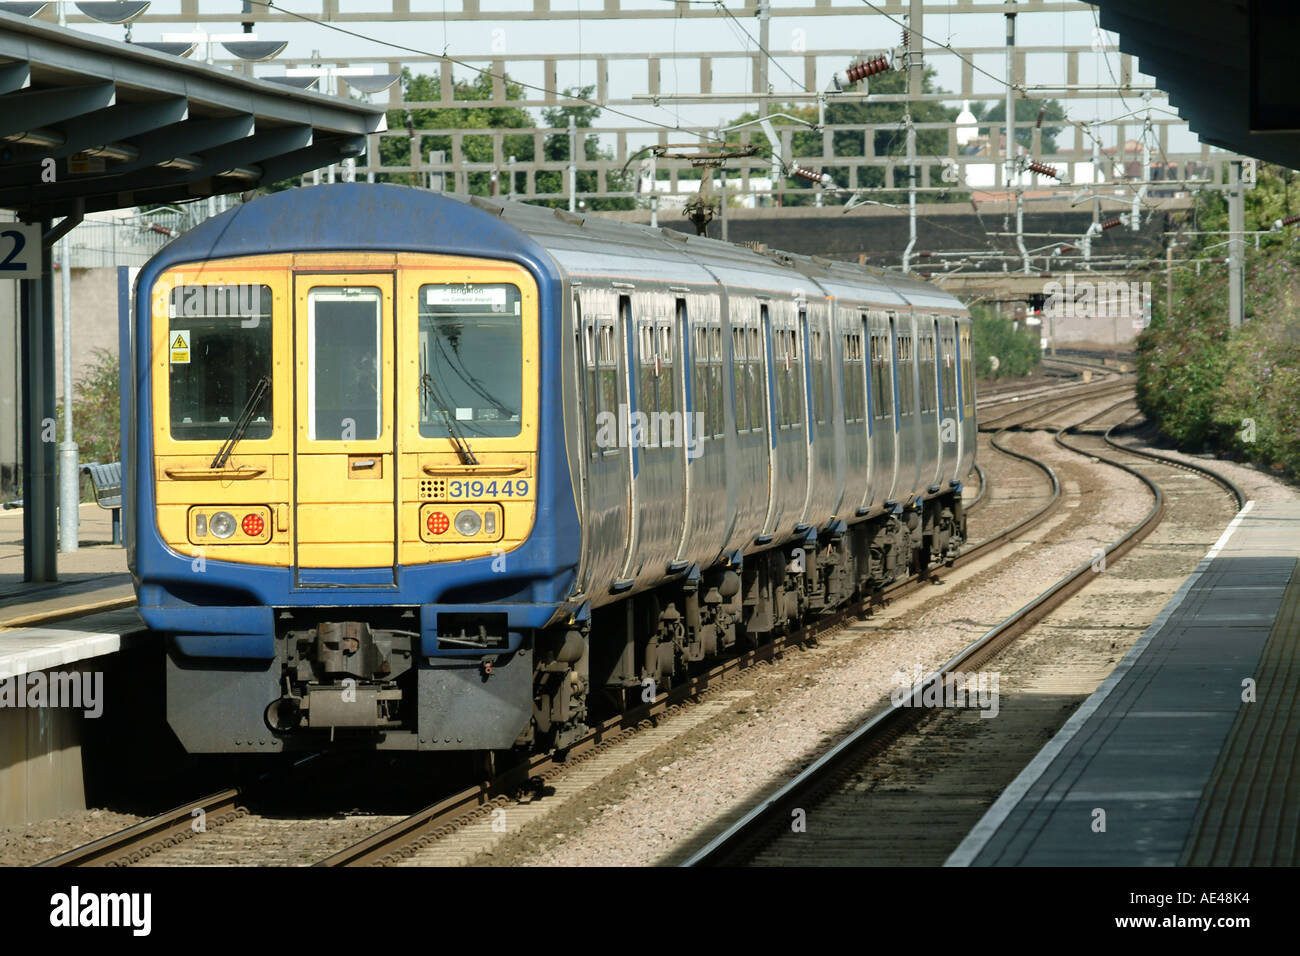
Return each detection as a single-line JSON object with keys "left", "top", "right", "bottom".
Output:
{"left": 711, "top": 0, "right": 808, "bottom": 93}
{"left": 246, "top": 0, "right": 716, "bottom": 140}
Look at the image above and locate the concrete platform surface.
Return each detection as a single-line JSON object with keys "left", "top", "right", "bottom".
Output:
{"left": 948, "top": 500, "right": 1300, "bottom": 867}
{"left": 0, "top": 502, "right": 132, "bottom": 628}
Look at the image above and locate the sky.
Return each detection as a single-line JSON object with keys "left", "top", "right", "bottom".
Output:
{"left": 58, "top": 0, "right": 1208, "bottom": 158}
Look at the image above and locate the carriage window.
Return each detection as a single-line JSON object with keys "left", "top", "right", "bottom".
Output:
{"left": 309, "top": 286, "right": 381, "bottom": 441}
{"left": 896, "top": 333, "right": 915, "bottom": 417}
{"left": 747, "top": 325, "right": 764, "bottom": 431}
{"left": 919, "top": 334, "right": 936, "bottom": 415}
{"left": 870, "top": 332, "right": 892, "bottom": 421}
{"left": 168, "top": 283, "right": 273, "bottom": 441}
{"left": 598, "top": 319, "right": 618, "bottom": 453}
{"left": 581, "top": 308, "right": 600, "bottom": 455}
{"left": 960, "top": 327, "right": 974, "bottom": 410}
{"left": 732, "top": 325, "right": 749, "bottom": 432}
{"left": 708, "top": 325, "right": 723, "bottom": 437}
{"left": 418, "top": 282, "right": 522, "bottom": 439}
{"left": 941, "top": 334, "right": 957, "bottom": 410}
{"left": 694, "top": 324, "right": 710, "bottom": 439}
{"left": 812, "top": 326, "right": 826, "bottom": 425}
{"left": 843, "top": 329, "right": 866, "bottom": 424}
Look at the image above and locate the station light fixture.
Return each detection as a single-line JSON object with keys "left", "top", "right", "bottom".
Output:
{"left": 74, "top": 1, "right": 150, "bottom": 22}
{"left": 2, "top": 128, "right": 66, "bottom": 148}
{"left": 161, "top": 31, "right": 287, "bottom": 65}
{"left": 0, "top": 2, "right": 50, "bottom": 16}
{"left": 83, "top": 142, "right": 139, "bottom": 162}
{"left": 156, "top": 154, "right": 201, "bottom": 171}
{"left": 135, "top": 40, "right": 196, "bottom": 57}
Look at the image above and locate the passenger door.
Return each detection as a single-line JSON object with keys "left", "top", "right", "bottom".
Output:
{"left": 291, "top": 273, "right": 398, "bottom": 585}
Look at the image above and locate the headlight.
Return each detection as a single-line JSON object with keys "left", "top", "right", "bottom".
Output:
{"left": 454, "top": 509, "right": 482, "bottom": 536}
{"left": 210, "top": 511, "right": 237, "bottom": 539}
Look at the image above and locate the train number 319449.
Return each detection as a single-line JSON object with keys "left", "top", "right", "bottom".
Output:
{"left": 448, "top": 478, "right": 530, "bottom": 499}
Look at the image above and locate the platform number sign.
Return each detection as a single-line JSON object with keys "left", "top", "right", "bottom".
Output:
{"left": 0, "top": 223, "right": 43, "bottom": 279}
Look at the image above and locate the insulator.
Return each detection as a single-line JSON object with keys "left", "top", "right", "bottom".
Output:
{"left": 1280, "top": 212, "right": 1300, "bottom": 228}
{"left": 1026, "top": 160, "right": 1060, "bottom": 180}
{"left": 1036, "top": 105, "right": 1046, "bottom": 129}
{"left": 791, "top": 165, "right": 832, "bottom": 187}
{"left": 836, "top": 54, "right": 892, "bottom": 87}
{"left": 1101, "top": 216, "right": 1124, "bottom": 231}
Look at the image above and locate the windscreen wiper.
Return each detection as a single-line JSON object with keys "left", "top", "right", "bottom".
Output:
{"left": 421, "top": 373, "right": 479, "bottom": 465}
{"left": 211, "top": 375, "right": 271, "bottom": 469}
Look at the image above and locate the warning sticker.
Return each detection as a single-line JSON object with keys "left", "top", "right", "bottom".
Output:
{"left": 170, "top": 329, "right": 190, "bottom": 364}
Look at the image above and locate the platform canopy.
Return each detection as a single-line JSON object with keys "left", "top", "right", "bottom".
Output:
{"left": 1093, "top": 0, "right": 1300, "bottom": 169}
{"left": 1, "top": 9, "right": 386, "bottom": 583}
{"left": 0, "top": 9, "right": 386, "bottom": 220}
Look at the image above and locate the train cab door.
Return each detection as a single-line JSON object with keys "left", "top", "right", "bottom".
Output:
{"left": 291, "top": 272, "right": 398, "bottom": 585}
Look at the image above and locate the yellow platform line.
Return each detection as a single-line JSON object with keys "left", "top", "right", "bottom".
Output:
{"left": 0, "top": 596, "right": 137, "bottom": 632}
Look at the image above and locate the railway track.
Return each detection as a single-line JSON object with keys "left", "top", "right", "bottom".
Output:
{"left": 38, "top": 790, "right": 245, "bottom": 867}
{"left": 302, "top": 392, "right": 1107, "bottom": 866}
{"left": 681, "top": 395, "right": 1242, "bottom": 866}
{"left": 33, "top": 375, "right": 1118, "bottom": 868}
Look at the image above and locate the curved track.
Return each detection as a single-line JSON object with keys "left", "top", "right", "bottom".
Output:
{"left": 34, "top": 366, "right": 1122, "bottom": 868}
{"left": 680, "top": 394, "right": 1242, "bottom": 867}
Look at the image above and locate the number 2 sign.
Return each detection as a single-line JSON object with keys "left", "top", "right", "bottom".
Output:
{"left": 0, "top": 224, "right": 44, "bottom": 279}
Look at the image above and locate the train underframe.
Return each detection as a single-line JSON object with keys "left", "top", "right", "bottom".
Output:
{"left": 182, "top": 490, "right": 964, "bottom": 754}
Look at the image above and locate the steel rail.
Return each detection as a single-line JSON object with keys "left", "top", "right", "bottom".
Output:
{"left": 38, "top": 790, "right": 245, "bottom": 867}
{"left": 682, "top": 394, "right": 1180, "bottom": 866}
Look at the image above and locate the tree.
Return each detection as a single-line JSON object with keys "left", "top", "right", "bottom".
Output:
{"left": 721, "top": 66, "right": 961, "bottom": 206}
{"left": 535, "top": 86, "right": 633, "bottom": 210}
{"left": 378, "top": 69, "right": 536, "bottom": 194}
{"left": 970, "top": 98, "right": 1068, "bottom": 154}
{"left": 371, "top": 73, "right": 632, "bottom": 208}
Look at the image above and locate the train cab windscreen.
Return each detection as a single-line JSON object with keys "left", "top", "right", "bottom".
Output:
{"left": 418, "top": 282, "right": 524, "bottom": 439}
{"left": 167, "top": 283, "right": 273, "bottom": 441}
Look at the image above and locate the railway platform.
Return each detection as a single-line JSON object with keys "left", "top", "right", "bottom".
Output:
{"left": 1, "top": 503, "right": 143, "bottom": 826}
{"left": 948, "top": 499, "right": 1300, "bottom": 866}
{"left": 0, "top": 502, "right": 132, "bottom": 628}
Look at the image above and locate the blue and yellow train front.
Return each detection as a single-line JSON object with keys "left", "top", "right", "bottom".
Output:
{"left": 129, "top": 186, "right": 581, "bottom": 753}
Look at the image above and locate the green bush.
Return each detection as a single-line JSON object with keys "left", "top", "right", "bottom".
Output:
{"left": 1135, "top": 161, "right": 1300, "bottom": 477}
{"left": 56, "top": 347, "right": 120, "bottom": 501}
{"left": 970, "top": 305, "right": 1042, "bottom": 379}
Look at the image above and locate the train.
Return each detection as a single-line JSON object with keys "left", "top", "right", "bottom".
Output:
{"left": 125, "top": 183, "right": 976, "bottom": 754}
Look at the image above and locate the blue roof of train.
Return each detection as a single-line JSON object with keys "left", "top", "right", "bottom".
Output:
{"left": 151, "top": 183, "right": 548, "bottom": 269}
{"left": 147, "top": 184, "right": 968, "bottom": 315}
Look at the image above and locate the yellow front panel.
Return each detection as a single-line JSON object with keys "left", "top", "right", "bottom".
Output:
{"left": 150, "top": 257, "right": 291, "bottom": 568}
{"left": 150, "top": 252, "right": 540, "bottom": 572}
{"left": 395, "top": 257, "right": 540, "bottom": 566}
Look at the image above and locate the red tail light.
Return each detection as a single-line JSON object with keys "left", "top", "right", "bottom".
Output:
{"left": 427, "top": 511, "right": 450, "bottom": 535}
{"left": 242, "top": 513, "right": 265, "bottom": 536}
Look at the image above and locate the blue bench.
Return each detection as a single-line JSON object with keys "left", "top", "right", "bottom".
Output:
{"left": 82, "top": 461, "right": 123, "bottom": 544}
